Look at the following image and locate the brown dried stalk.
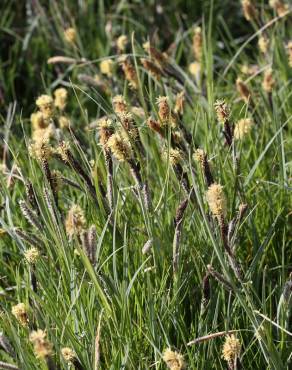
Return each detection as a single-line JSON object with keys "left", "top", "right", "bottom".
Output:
{"left": 47, "top": 56, "right": 78, "bottom": 64}
{"left": 187, "top": 330, "right": 238, "bottom": 346}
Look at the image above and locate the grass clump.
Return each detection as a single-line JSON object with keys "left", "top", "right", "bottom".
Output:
{"left": 0, "top": 1, "right": 292, "bottom": 369}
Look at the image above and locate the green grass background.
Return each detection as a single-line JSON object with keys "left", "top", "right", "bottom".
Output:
{"left": 0, "top": 0, "right": 292, "bottom": 369}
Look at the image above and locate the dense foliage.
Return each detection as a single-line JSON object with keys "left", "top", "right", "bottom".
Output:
{"left": 0, "top": 1, "right": 292, "bottom": 369}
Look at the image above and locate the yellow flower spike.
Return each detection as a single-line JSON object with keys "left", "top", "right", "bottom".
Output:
{"left": 12, "top": 303, "right": 29, "bottom": 326}
{"left": 206, "top": 183, "right": 227, "bottom": 218}
{"left": 162, "top": 348, "right": 186, "bottom": 370}
{"left": 234, "top": 118, "right": 254, "bottom": 140}
{"left": 222, "top": 334, "right": 241, "bottom": 364}
{"left": 29, "top": 330, "right": 53, "bottom": 359}
{"left": 65, "top": 204, "right": 86, "bottom": 239}
{"left": 35, "top": 95, "right": 54, "bottom": 119}
{"left": 100, "top": 59, "right": 114, "bottom": 78}
{"left": 64, "top": 27, "right": 77, "bottom": 43}
{"left": 24, "top": 247, "right": 40, "bottom": 264}
{"left": 54, "top": 88, "right": 68, "bottom": 111}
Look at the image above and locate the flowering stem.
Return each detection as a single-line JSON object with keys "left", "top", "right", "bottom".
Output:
{"left": 190, "top": 172, "right": 283, "bottom": 369}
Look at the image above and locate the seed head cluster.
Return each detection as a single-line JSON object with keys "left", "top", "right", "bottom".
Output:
{"left": 206, "top": 183, "right": 227, "bottom": 218}
{"left": 98, "top": 118, "right": 114, "bottom": 147}
{"left": 174, "top": 91, "right": 185, "bottom": 115}
{"left": 65, "top": 205, "right": 86, "bottom": 239}
{"left": 269, "top": 0, "right": 289, "bottom": 17}
{"left": 29, "top": 330, "right": 53, "bottom": 359}
{"left": 193, "top": 148, "right": 206, "bottom": 164}
{"left": 64, "top": 27, "right": 76, "bottom": 43}
{"left": 214, "top": 99, "right": 230, "bottom": 124}
{"left": 54, "top": 87, "right": 68, "bottom": 111}
{"left": 222, "top": 334, "right": 241, "bottom": 364}
{"left": 162, "top": 348, "right": 186, "bottom": 370}
{"left": 188, "top": 61, "right": 201, "bottom": 78}
{"left": 100, "top": 58, "right": 114, "bottom": 77}
{"left": 112, "top": 95, "right": 128, "bottom": 115}
{"left": 30, "top": 111, "right": 48, "bottom": 130}
{"left": 24, "top": 247, "right": 40, "bottom": 264}
{"left": 107, "top": 132, "right": 132, "bottom": 162}
{"left": 61, "top": 347, "right": 76, "bottom": 363}
{"left": 258, "top": 36, "right": 269, "bottom": 54}
{"left": 12, "top": 303, "right": 29, "bottom": 326}
{"left": 236, "top": 78, "right": 251, "bottom": 103}
{"left": 120, "top": 57, "right": 138, "bottom": 89}
{"left": 58, "top": 115, "right": 70, "bottom": 129}
{"left": 193, "top": 26, "right": 203, "bottom": 61}
{"left": 116, "top": 34, "right": 128, "bottom": 52}
{"left": 36, "top": 95, "right": 54, "bottom": 119}
{"left": 156, "top": 96, "right": 172, "bottom": 125}
{"left": 162, "top": 148, "right": 182, "bottom": 166}
{"left": 56, "top": 141, "right": 71, "bottom": 162}
{"left": 241, "top": 0, "right": 258, "bottom": 21}
{"left": 234, "top": 118, "right": 254, "bottom": 140}
{"left": 262, "top": 68, "right": 275, "bottom": 93}
{"left": 29, "top": 139, "right": 53, "bottom": 162}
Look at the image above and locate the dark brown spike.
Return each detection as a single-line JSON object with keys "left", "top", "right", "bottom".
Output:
{"left": 207, "top": 264, "right": 233, "bottom": 291}
{"left": 175, "top": 198, "right": 188, "bottom": 226}
{"left": 19, "top": 201, "right": 43, "bottom": 232}
{"left": 202, "top": 272, "right": 210, "bottom": 307}
{"left": 25, "top": 180, "right": 40, "bottom": 215}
